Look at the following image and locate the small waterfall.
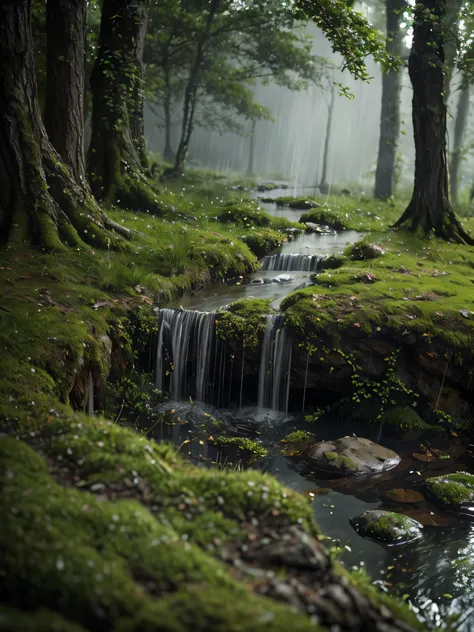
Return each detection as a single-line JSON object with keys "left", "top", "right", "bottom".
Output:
{"left": 258, "top": 315, "right": 292, "bottom": 412}
{"left": 261, "top": 253, "right": 323, "bottom": 272}
{"left": 156, "top": 308, "right": 216, "bottom": 402}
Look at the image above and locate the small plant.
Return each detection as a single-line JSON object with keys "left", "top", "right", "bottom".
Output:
{"left": 281, "top": 430, "right": 314, "bottom": 443}
{"left": 210, "top": 435, "right": 268, "bottom": 458}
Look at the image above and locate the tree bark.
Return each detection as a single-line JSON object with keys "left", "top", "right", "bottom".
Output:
{"left": 172, "top": 0, "right": 221, "bottom": 174}
{"left": 246, "top": 119, "right": 257, "bottom": 177}
{"left": 88, "top": 0, "right": 161, "bottom": 212}
{"left": 319, "top": 84, "right": 336, "bottom": 194}
{"left": 45, "top": 0, "right": 87, "bottom": 184}
{"left": 449, "top": 74, "right": 470, "bottom": 206}
{"left": 393, "top": 0, "right": 474, "bottom": 244}
{"left": 0, "top": 0, "right": 123, "bottom": 250}
{"left": 374, "top": 0, "right": 405, "bottom": 200}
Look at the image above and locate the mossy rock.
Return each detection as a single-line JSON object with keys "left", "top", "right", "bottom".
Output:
{"left": 425, "top": 472, "right": 474, "bottom": 512}
{"left": 305, "top": 437, "right": 400, "bottom": 477}
{"left": 350, "top": 510, "right": 423, "bottom": 544}
{"left": 318, "top": 254, "right": 345, "bottom": 271}
{"left": 346, "top": 241, "right": 385, "bottom": 261}
{"left": 299, "top": 208, "right": 346, "bottom": 230}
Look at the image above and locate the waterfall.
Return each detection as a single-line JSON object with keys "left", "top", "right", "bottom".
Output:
{"left": 258, "top": 315, "right": 292, "bottom": 412}
{"left": 261, "top": 253, "right": 323, "bottom": 272}
{"left": 156, "top": 308, "right": 216, "bottom": 401}
{"left": 156, "top": 308, "right": 293, "bottom": 412}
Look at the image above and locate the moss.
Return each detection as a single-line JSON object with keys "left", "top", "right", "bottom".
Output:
{"left": 210, "top": 436, "right": 269, "bottom": 458}
{"left": 350, "top": 510, "right": 422, "bottom": 544}
{"left": 324, "top": 451, "right": 358, "bottom": 473}
{"left": 380, "top": 406, "right": 435, "bottom": 431}
{"left": 0, "top": 606, "right": 86, "bottom": 631}
{"left": 281, "top": 431, "right": 314, "bottom": 443}
{"left": 425, "top": 472, "right": 474, "bottom": 509}
{"left": 215, "top": 298, "right": 272, "bottom": 347}
{"left": 300, "top": 208, "right": 346, "bottom": 230}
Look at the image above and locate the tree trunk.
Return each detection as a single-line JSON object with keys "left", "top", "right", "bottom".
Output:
{"left": 246, "top": 119, "right": 257, "bottom": 177}
{"left": 449, "top": 75, "right": 470, "bottom": 206}
{"left": 172, "top": 0, "right": 221, "bottom": 174}
{"left": 374, "top": 0, "right": 405, "bottom": 200}
{"left": 0, "top": 0, "right": 123, "bottom": 250}
{"left": 88, "top": 0, "right": 160, "bottom": 212}
{"left": 393, "top": 0, "right": 474, "bottom": 244}
{"left": 44, "top": 0, "right": 87, "bottom": 184}
{"left": 443, "top": 0, "right": 462, "bottom": 100}
{"left": 163, "top": 62, "right": 175, "bottom": 163}
{"left": 319, "top": 84, "right": 336, "bottom": 194}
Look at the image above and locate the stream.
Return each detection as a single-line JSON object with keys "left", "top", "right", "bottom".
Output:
{"left": 151, "top": 187, "right": 474, "bottom": 630}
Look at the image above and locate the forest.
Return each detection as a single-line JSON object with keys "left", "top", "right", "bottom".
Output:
{"left": 1, "top": 0, "right": 474, "bottom": 630}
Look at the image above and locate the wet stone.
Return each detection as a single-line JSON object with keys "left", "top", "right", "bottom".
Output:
{"left": 350, "top": 510, "right": 423, "bottom": 544}
{"left": 305, "top": 436, "right": 400, "bottom": 477}
{"left": 382, "top": 489, "right": 425, "bottom": 504}
{"left": 425, "top": 472, "right": 474, "bottom": 513}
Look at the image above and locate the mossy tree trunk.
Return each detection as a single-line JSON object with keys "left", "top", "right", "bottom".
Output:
{"left": 393, "top": 0, "right": 474, "bottom": 244}
{"left": 374, "top": 0, "right": 406, "bottom": 200}
{"left": 88, "top": 0, "right": 161, "bottom": 212}
{"left": 442, "top": 0, "right": 462, "bottom": 100}
{"left": 45, "top": 0, "right": 87, "bottom": 184}
{"left": 0, "top": 0, "right": 123, "bottom": 250}
{"left": 450, "top": 74, "right": 470, "bottom": 206}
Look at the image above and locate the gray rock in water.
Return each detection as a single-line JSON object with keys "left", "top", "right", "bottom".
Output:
{"left": 350, "top": 510, "right": 423, "bottom": 544}
{"left": 250, "top": 278, "right": 264, "bottom": 285}
{"left": 272, "top": 274, "right": 293, "bottom": 284}
{"left": 305, "top": 436, "right": 400, "bottom": 477}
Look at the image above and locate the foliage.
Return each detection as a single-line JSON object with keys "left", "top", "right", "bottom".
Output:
{"left": 210, "top": 435, "right": 269, "bottom": 458}
{"left": 216, "top": 298, "right": 272, "bottom": 347}
{"left": 281, "top": 430, "right": 314, "bottom": 443}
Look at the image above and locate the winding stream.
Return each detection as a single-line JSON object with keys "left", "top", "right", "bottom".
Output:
{"left": 152, "top": 187, "right": 474, "bottom": 630}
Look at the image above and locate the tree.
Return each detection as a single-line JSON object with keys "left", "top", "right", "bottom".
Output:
{"left": 319, "top": 81, "right": 336, "bottom": 194}
{"left": 45, "top": 0, "right": 88, "bottom": 183}
{"left": 246, "top": 120, "right": 257, "bottom": 177}
{"left": 393, "top": 0, "right": 474, "bottom": 243}
{"left": 146, "top": 0, "right": 330, "bottom": 174}
{"left": 374, "top": 0, "right": 406, "bottom": 200}
{"left": 0, "top": 0, "right": 122, "bottom": 250}
{"left": 450, "top": 75, "right": 470, "bottom": 205}
{"left": 87, "top": 0, "right": 161, "bottom": 212}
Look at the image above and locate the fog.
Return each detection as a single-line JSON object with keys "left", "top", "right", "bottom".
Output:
{"left": 144, "top": 18, "right": 473, "bottom": 193}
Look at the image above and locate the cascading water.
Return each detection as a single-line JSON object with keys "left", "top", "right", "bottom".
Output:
{"left": 258, "top": 314, "right": 292, "bottom": 412}
{"left": 156, "top": 308, "right": 293, "bottom": 412}
{"left": 155, "top": 308, "right": 216, "bottom": 402}
{"left": 261, "top": 253, "right": 323, "bottom": 272}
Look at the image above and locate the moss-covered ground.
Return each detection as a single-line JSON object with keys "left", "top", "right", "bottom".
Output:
{"left": 0, "top": 173, "right": 427, "bottom": 630}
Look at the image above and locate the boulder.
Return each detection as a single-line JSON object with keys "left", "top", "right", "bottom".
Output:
{"left": 425, "top": 472, "right": 474, "bottom": 513}
{"left": 305, "top": 436, "right": 400, "bottom": 477}
{"left": 351, "top": 510, "right": 423, "bottom": 544}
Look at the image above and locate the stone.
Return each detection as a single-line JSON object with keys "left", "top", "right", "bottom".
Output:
{"left": 350, "top": 510, "right": 423, "bottom": 544}
{"left": 305, "top": 436, "right": 400, "bottom": 477}
{"left": 425, "top": 472, "right": 474, "bottom": 512}
{"left": 272, "top": 274, "right": 293, "bottom": 284}
{"left": 382, "top": 489, "right": 425, "bottom": 504}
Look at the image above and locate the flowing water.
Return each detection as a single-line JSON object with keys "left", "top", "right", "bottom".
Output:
{"left": 151, "top": 187, "right": 474, "bottom": 629}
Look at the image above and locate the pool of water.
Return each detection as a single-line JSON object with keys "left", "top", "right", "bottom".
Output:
{"left": 145, "top": 403, "right": 474, "bottom": 630}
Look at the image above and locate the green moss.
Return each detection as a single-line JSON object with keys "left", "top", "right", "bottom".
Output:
{"left": 217, "top": 201, "right": 303, "bottom": 232}
{"left": 425, "top": 472, "right": 474, "bottom": 509}
{"left": 351, "top": 510, "right": 422, "bottom": 543}
{"left": 216, "top": 298, "right": 272, "bottom": 347}
{"left": 282, "top": 431, "right": 314, "bottom": 443}
{"left": 210, "top": 436, "right": 269, "bottom": 458}
{"left": 380, "top": 406, "right": 435, "bottom": 431}
{"left": 0, "top": 606, "right": 86, "bottom": 631}
{"left": 300, "top": 208, "right": 346, "bottom": 230}
{"left": 324, "top": 451, "right": 358, "bottom": 473}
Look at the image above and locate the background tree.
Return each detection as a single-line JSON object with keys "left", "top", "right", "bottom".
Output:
{"left": 393, "top": 0, "right": 473, "bottom": 243}
{"left": 374, "top": 0, "right": 406, "bottom": 200}
{"left": 146, "top": 0, "right": 331, "bottom": 174}
{"left": 0, "top": 0, "right": 122, "bottom": 250}
{"left": 449, "top": 75, "right": 471, "bottom": 204}
{"left": 319, "top": 81, "right": 337, "bottom": 194}
{"left": 88, "top": 0, "right": 160, "bottom": 211}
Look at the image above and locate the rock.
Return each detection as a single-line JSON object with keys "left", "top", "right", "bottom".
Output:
{"left": 250, "top": 278, "right": 264, "bottom": 285}
{"left": 304, "top": 222, "right": 334, "bottom": 234}
{"left": 382, "top": 489, "right": 425, "bottom": 504}
{"left": 351, "top": 510, "right": 423, "bottom": 544}
{"left": 305, "top": 436, "right": 400, "bottom": 477}
{"left": 425, "top": 472, "right": 474, "bottom": 512}
{"left": 272, "top": 274, "right": 293, "bottom": 284}
{"left": 349, "top": 242, "right": 385, "bottom": 261}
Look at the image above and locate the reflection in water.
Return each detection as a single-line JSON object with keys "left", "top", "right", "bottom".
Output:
{"left": 146, "top": 403, "right": 474, "bottom": 630}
